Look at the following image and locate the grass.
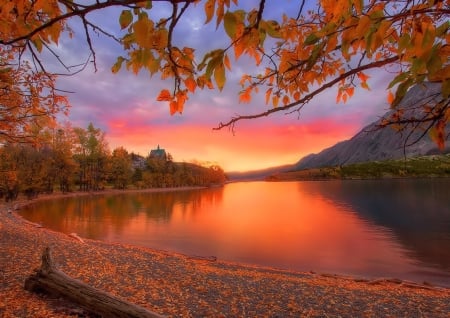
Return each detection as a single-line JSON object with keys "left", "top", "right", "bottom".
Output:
{"left": 267, "top": 154, "right": 450, "bottom": 181}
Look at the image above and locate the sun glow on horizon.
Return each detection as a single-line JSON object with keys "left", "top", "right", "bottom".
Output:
{"left": 105, "top": 117, "right": 361, "bottom": 172}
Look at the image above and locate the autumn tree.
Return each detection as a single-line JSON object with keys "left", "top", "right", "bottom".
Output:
{"left": 109, "top": 146, "right": 133, "bottom": 189}
{"left": 0, "top": 46, "right": 69, "bottom": 143}
{"left": 0, "top": 0, "right": 448, "bottom": 145}
{"left": 73, "top": 123, "right": 109, "bottom": 191}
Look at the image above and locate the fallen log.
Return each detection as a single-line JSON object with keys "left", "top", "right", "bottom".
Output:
{"left": 24, "top": 247, "right": 165, "bottom": 318}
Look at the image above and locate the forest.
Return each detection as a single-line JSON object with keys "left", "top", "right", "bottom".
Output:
{"left": 0, "top": 122, "right": 227, "bottom": 202}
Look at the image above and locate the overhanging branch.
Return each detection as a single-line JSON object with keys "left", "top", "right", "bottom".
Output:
{"left": 213, "top": 55, "right": 400, "bottom": 131}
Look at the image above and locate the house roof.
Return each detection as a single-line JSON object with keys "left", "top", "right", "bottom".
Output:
{"left": 149, "top": 145, "right": 166, "bottom": 159}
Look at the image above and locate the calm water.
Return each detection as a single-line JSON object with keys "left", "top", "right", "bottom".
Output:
{"left": 20, "top": 179, "right": 450, "bottom": 287}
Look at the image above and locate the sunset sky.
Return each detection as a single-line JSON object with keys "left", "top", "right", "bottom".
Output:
{"left": 50, "top": 1, "right": 395, "bottom": 172}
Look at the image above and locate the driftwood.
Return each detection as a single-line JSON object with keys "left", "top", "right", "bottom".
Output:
{"left": 24, "top": 247, "right": 165, "bottom": 318}
{"left": 68, "top": 232, "right": 85, "bottom": 243}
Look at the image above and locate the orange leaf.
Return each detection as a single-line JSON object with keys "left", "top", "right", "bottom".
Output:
{"left": 347, "top": 86, "right": 354, "bottom": 98}
{"left": 204, "top": 0, "right": 216, "bottom": 24}
{"left": 184, "top": 77, "right": 197, "bottom": 93}
{"left": 175, "top": 91, "right": 187, "bottom": 113}
{"left": 336, "top": 90, "right": 342, "bottom": 103}
{"left": 357, "top": 72, "right": 370, "bottom": 82}
{"left": 342, "top": 93, "right": 348, "bottom": 103}
{"left": 265, "top": 88, "right": 273, "bottom": 105}
{"left": 239, "top": 88, "right": 252, "bottom": 103}
{"left": 272, "top": 95, "right": 279, "bottom": 107}
{"left": 157, "top": 89, "right": 172, "bottom": 101}
{"left": 224, "top": 54, "right": 232, "bottom": 71}
{"left": 169, "top": 100, "right": 178, "bottom": 115}
{"left": 387, "top": 90, "right": 394, "bottom": 104}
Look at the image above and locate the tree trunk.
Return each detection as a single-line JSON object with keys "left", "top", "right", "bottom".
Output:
{"left": 25, "top": 247, "right": 165, "bottom": 318}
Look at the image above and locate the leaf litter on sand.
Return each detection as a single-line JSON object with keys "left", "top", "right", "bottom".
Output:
{"left": 1, "top": 200, "right": 449, "bottom": 317}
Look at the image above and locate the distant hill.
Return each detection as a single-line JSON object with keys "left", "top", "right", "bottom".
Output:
{"left": 226, "top": 164, "right": 294, "bottom": 181}
{"left": 294, "top": 82, "right": 449, "bottom": 170}
{"left": 268, "top": 154, "right": 450, "bottom": 181}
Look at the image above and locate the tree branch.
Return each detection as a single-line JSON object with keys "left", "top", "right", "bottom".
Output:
{"left": 213, "top": 55, "right": 400, "bottom": 131}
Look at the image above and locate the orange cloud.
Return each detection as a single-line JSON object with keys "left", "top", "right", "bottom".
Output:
{"left": 106, "top": 117, "right": 360, "bottom": 172}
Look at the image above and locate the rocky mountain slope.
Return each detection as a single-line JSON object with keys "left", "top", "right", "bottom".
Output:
{"left": 295, "top": 83, "right": 448, "bottom": 170}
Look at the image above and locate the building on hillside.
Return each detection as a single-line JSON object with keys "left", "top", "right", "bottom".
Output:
{"left": 149, "top": 145, "right": 167, "bottom": 160}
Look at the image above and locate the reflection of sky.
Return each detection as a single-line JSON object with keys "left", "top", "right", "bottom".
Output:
{"left": 19, "top": 182, "right": 450, "bottom": 287}
{"left": 48, "top": 2, "right": 394, "bottom": 171}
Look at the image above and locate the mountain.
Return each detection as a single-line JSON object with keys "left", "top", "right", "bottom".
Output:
{"left": 294, "top": 82, "right": 449, "bottom": 170}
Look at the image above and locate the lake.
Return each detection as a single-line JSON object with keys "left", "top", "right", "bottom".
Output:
{"left": 19, "top": 179, "right": 450, "bottom": 287}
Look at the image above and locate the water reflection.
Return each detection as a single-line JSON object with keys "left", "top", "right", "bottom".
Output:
{"left": 19, "top": 180, "right": 450, "bottom": 287}
{"left": 299, "top": 179, "right": 450, "bottom": 275}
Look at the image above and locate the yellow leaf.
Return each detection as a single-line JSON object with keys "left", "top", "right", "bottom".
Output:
{"left": 224, "top": 11, "right": 238, "bottom": 39}
{"left": 111, "top": 57, "right": 125, "bottom": 74}
{"left": 133, "top": 15, "right": 154, "bottom": 48}
{"left": 361, "top": 81, "right": 370, "bottom": 90}
{"left": 214, "top": 62, "right": 226, "bottom": 91}
{"left": 272, "top": 95, "right": 279, "bottom": 107}
{"left": 119, "top": 10, "right": 133, "bottom": 30}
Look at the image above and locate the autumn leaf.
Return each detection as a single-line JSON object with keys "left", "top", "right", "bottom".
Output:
{"left": 224, "top": 54, "right": 231, "bottom": 71}
{"left": 239, "top": 88, "right": 252, "bottom": 103}
{"left": 224, "top": 11, "right": 238, "bottom": 39}
{"left": 184, "top": 77, "right": 197, "bottom": 93}
{"left": 204, "top": 0, "right": 216, "bottom": 24}
{"left": 169, "top": 100, "right": 178, "bottom": 115}
{"left": 387, "top": 90, "right": 394, "bottom": 104}
{"left": 357, "top": 72, "right": 370, "bottom": 82}
{"left": 265, "top": 88, "right": 273, "bottom": 105}
{"left": 133, "top": 15, "right": 154, "bottom": 48}
{"left": 429, "top": 120, "right": 446, "bottom": 150}
{"left": 111, "top": 57, "right": 125, "bottom": 74}
{"left": 272, "top": 95, "right": 279, "bottom": 107}
{"left": 157, "top": 89, "right": 172, "bottom": 101}
{"left": 214, "top": 62, "right": 226, "bottom": 91}
{"left": 119, "top": 10, "right": 133, "bottom": 30}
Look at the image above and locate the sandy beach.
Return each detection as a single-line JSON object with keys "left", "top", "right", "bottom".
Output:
{"left": 1, "top": 190, "right": 449, "bottom": 317}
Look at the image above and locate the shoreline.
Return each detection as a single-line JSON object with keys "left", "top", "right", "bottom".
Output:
{"left": 1, "top": 192, "right": 450, "bottom": 317}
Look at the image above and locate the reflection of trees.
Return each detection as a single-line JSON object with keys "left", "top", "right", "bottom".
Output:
{"left": 298, "top": 179, "right": 450, "bottom": 271}
{"left": 20, "top": 187, "right": 224, "bottom": 240}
